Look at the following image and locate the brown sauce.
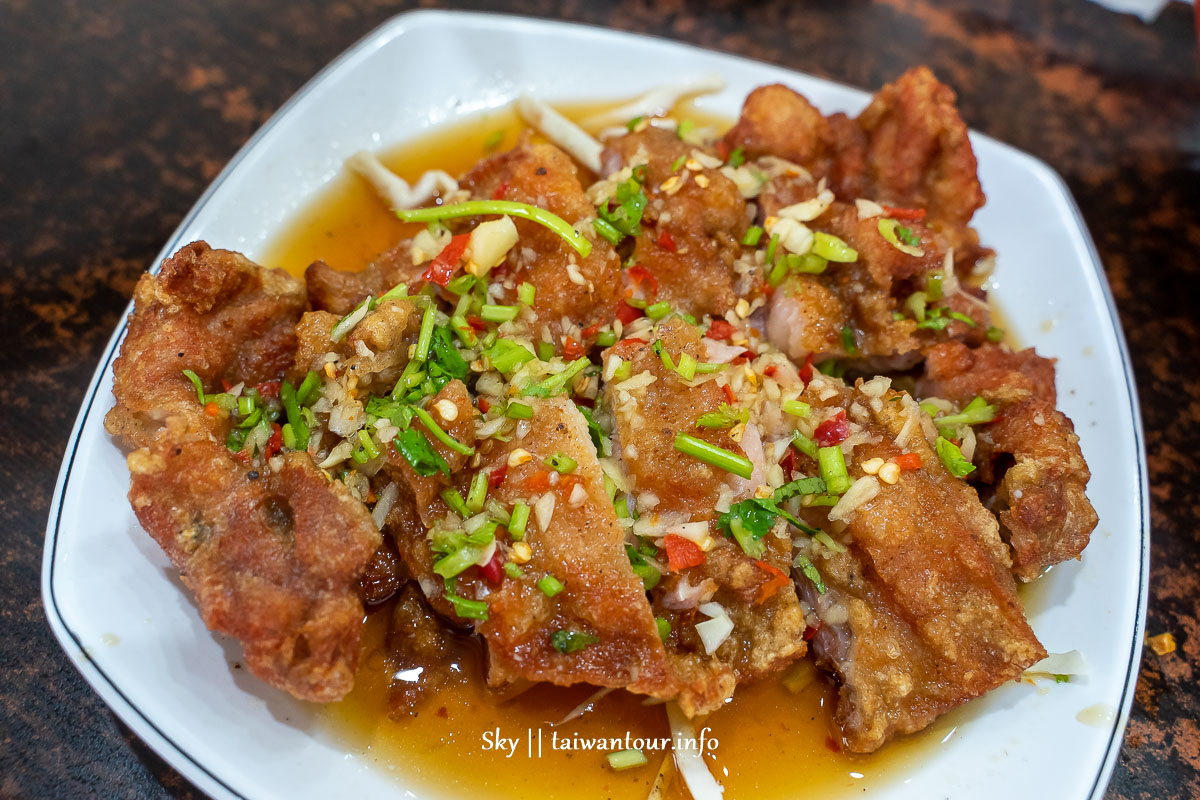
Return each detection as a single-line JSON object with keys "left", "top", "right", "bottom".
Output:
{"left": 261, "top": 101, "right": 1015, "bottom": 799}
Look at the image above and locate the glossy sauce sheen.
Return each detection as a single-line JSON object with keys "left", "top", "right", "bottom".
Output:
{"left": 263, "top": 102, "right": 975, "bottom": 799}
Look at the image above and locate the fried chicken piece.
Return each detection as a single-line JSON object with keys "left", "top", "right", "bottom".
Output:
{"left": 919, "top": 341, "right": 1098, "bottom": 580}
{"left": 106, "top": 241, "right": 305, "bottom": 448}
{"left": 793, "top": 375, "right": 1045, "bottom": 751}
{"left": 602, "top": 127, "right": 749, "bottom": 318}
{"left": 106, "top": 241, "right": 381, "bottom": 703}
{"left": 462, "top": 140, "right": 622, "bottom": 338}
{"left": 477, "top": 397, "right": 677, "bottom": 698}
{"left": 603, "top": 320, "right": 805, "bottom": 715}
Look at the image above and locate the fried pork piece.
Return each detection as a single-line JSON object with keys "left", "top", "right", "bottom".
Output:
{"left": 386, "top": 584, "right": 464, "bottom": 717}
{"left": 478, "top": 397, "right": 676, "bottom": 697}
{"left": 604, "top": 319, "right": 805, "bottom": 715}
{"left": 794, "top": 375, "right": 1044, "bottom": 751}
{"left": 601, "top": 127, "right": 749, "bottom": 318}
{"left": 128, "top": 443, "right": 380, "bottom": 702}
{"left": 106, "top": 241, "right": 306, "bottom": 448}
{"left": 919, "top": 342, "right": 1098, "bottom": 581}
{"left": 764, "top": 201, "right": 987, "bottom": 367}
{"left": 379, "top": 379, "right": 479, "bottom": 620}
{"left": 106, "top": 241, "right": 381, "bottom": 702}
{"left": 463, "top": 140, "right": 622, "bottom": 337}
{"left": 724, "top": 68, "right": 985, "bottom": 254}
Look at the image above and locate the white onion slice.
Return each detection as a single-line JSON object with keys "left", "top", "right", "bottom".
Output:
{"left": 666, "top": 703, "right": 724, "bottom": 800}
{"left": 346, "top": 150, "right": 457, "bottom": 210}
{"left": 1024, "top": 650, "right": 1088, "bottom": 679}
{"left": 516, "top": 94, "right": 603, "bottom": 173}
{"left": 582, "top": 74, "right": 726, "bottom": 130}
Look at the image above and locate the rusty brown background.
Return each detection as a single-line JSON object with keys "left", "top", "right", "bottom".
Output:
{"left": 1, "top": 0, "right": 1196, "bottom": 797}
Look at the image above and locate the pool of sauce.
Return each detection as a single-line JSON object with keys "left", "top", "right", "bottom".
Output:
{"left": 261, "top": 100, "right": 1027, "bottom": 799}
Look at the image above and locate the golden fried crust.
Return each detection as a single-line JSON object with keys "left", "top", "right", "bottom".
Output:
{"left": 852, "top": 66, "right": 986, "bottom": 247}
{"left": 798, "top": 377, "right": 1044, "bottom": 752}
{"left": 722, "top": 83, "right": 835, "bottom": 171}
{"left": 604, "top": 127, "right": 748, "bottom": 318}
{"left": 108, "top": 242, "right": 380, "bottom": 703}
{"left": 463, "top": 140, "right": 622, "bottom": 334}
{"left": 105, "top": 241, "right": 306, "bottom": 449}
{"left": 920, "top": 342, "right": 1098, "bottom": 581}
{"left": 129, "top": 441, "right": 380, "bottom": 702}
{"left": 480, "top": 397, "right": 677, "bottom": 698}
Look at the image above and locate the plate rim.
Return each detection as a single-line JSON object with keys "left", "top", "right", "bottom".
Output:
{"left": 40, "top": 9, "right": 1150, "bottom": 800}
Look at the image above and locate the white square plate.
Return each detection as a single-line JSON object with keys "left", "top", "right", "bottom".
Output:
{"left": 42, "top": 10, "right": 1149, "bottom": 800}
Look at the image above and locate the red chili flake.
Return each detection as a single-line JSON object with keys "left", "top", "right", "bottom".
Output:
{"left": 721, "top": 384, "right": 736, "bottom": 405}
{"left": 422, "top": 233, "right": 470, "bottom": 287}
{"left": 522, "top": 470, "right": 552, "bottom": 492}
{"left": 730, "top": 349, "right": 756, "bottom": 365}
{"left": 466, "top": 315, "right": 487, "bottom": 331}
{"left": 706, "top": 319, "right": 736, "bottom": 340}
{"left": 779, "top": 447, "right": 796, "bottom": 476}
{"left": 656, "top": 230, "right": 677, "bottom": 252}
{"left": 264, "top": 423, "right": 283, "bottom": 459}
{"left": 714, "top": 140, "right": 730, "bottom": 161}
{"left": 616, "top": 302, "right": 644, "bottom": 324}
{"left": 754, "top": 560, "right": 790, "bottom": 605}
{"left": 563, "top": 337, "right": 585, "bottom": 360}
{"left": 220, "top": 379, "right": 233, "bottom": 392}
{"left": 803, "top": 623, "right": 821, "bottom": 641}
{"left": 616, "top": 337, "right": 649, "bottom": 348}
{"left": 798, "top": 353, "right": 815, "bottom": 384}
{"left": 490, "top": 181, "right": 509, "bottom": 200}
{"left": 882, "top": 205, "right": 926, "bottom": 221}
{"left": 763, "top": 365, "right": 779, "bottom": 378}
{"left": 580, "top": 323, "right": 602, "bottom": 339}
{"left": 477, "top": 397, "right": 492, "bottom": 413}
{"left": 479, "top": 550, "right": 504, "bottom": 584}
{"left": 488, "top": 463, "right": 508, "bottom": 489}
{"left": 627, "top": 264, "right": 659, "bottom": 298}
{"left": 664, "top": 534, "right": 706, "bottom": 571}
{"left": 814, "top": 409, "right": 849, "bottom": 446}
{"left": 893, "top": 452, "right": 923, "bottom": 470}
{"left": 233, "top": 449, "right": 252, "bottom": 465}
{"left": 204, "top": 401, "right": 220, "bottom": 418}
{"left": 255, "top": 380, "right": 281, "bottom": 399}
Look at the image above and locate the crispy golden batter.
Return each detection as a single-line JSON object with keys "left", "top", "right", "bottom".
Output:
{"left": 919, "top": 342, "right": 1098, "bottom": 580}
{"left": 463, "top": 140, "right": 622, "bottom": 337}
{"left": 107, "top": 242, "right": 381, "bottom": 702}
{"left": 603, "top": 127, "right": 748, "bottom": 317}
{"left": 480, "top": 397, "right": 676, "bottom": 696}
{"left": 796, "top": 376, "right": 1045, "bottom": 751}
{"left": 106, "top": 241, "right": 305, "bottom": 448}
{"left": 722, "top": 84, "right": 836, "bottom": 173}
{"left": 386, "top": 585, "right": 464, "bottom": 717}
{"left": 604, "top": 320, "right": 805, "bottom": 715}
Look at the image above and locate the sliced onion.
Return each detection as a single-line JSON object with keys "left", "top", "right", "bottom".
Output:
{"left": 346, "top": 150, "right": 457, "bottom": 210}
{"left": 666, "top": 703, "right": 724, "bottom": 800}
{"left": 370, "top": 482, "right": 399, "bottom": 528}
{"left": 695, "top": 612, "right": 734, "bottom": 655}
{"left": 1024, "top": 650, "right": 1088, "bottom": 679}
{"left": 581, "top": 74, "right": 725, "bottom": 130}
{"left": 702, "top": 338, "right": 746, "bottom": 364}
{"left": 516, "top": 94, "right": 602, "bottom": 173}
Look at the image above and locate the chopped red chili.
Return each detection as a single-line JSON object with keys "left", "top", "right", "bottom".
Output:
{"left": 656, "top": 230, "right": 677, "bottom": 252}
{"left": 627, "top": 264, "right": 659, "bottom": 298}
{"left": 477, "top": 397, "right": 492, "bottom": 413}
{"left": 893, "top": 452, "right": 923, "bottom": 470}
{"left": 814, "top": 409, "right": 850, "bottom": 446}
{"left": 798, "top": 353, "right": 815, "bottom": 384}
{"left": 522, "top": 470, "right": 552, "bottom": 492}
{"left": 882, "top": 205, "right": 926, "bottom": 221}
{"left": 255, "top": 380, "right": 281, "bottom": 399}
{"left": 264, "top": 423, "right": 283, "bottom": 459}
{"left": 479, "top": 550, "right": 504, "bottom": 584}
{"left": 490, "top": 181, "right": 509, "bottom": 200}
{"left": 722, "top": 384, "right": 736, "bottom": 405}
{"left": 488, "top": 463, "right": 508, "bottom": 489}
{"left": 616, "top": 302, "right": 644, "bottom": 324}
{"left": 422, "top": 233, "right": 470, "bottom": 287}
{"left": 754, "top": 560, "right": 790, "bottom": 605}
{"left": 664, "top": 534, "right": 706, "bottom": 571}
{"left": 563, "top": 337, "right": 585, "bottom": 360}
{"left": 706, "top": 319, "right": 736, "bottom": 340}
{"left": 466, "top": 315, "right": 487, "bottom": 331}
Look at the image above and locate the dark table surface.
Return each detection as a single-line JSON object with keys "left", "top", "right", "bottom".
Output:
{"left": 2, "top": 1, "right": 1197, "bottom": 797}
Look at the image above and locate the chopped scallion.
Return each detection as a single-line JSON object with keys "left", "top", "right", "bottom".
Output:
{"left": 606, "top": 749, "right": 648, "bottom": 771}
{"left": 812, "top": 232, "right": 858, "bottom": 263}
{"left": 817, "top": 445, "right": 852, "bottom": 494}
{"left": 182, "top": 369, "right": 205, "bottom": 404}
{"left": 537, "top": 574, "right": 565, "bottom": 597}
{"left": 505, "top": 401, "right": 534, "bottom": 420}
{"left": 412, "top": 406, "right": 474, "bottom": 456}
{"left": 508, "top": 501, "right": 530, "bottom": 541}
{"left": 518, "top": 281, "right": 536, "bottom": 306}
{"left": 674, "top": 433, "right": 754, "bottom": 479}
{"left": 742, "top": 225, "right": 764, "bottom": 246}
{"left": 480, "top": 304, "right": 520, "bottom": 323}
{"left": 544, "top": 453, "right": 578, "bottom": 474}
{"left": 396, "top": 200, "right": 593, "bottom": 258}
{"left": 782, "top": 399, "right": 811, "bottom": 418}
{"left": 466, "top": 469, "right": 489, "bottom": 512}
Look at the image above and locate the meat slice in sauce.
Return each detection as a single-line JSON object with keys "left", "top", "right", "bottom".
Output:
{"left": 792, "top": 374, "right": 1044, "bottom": 751}
{"left": 462, "top": 140, "right": 622, "bottom": 339}
{"left": 478, "top": 397, "right": 677, "bottom": 698}
{"left": 386, "top": 584, "right": 466, "bottom": 718}
{"left": 604, "top": 319, "right": 806, "bottom": 715}
{"left": 106, "top": 242, "right": 380, "bottom": 702}
{"left": 602, "top": 127, "right": 749, "bottom": 318}
{"left": 918, "top": 341, "right": 1098, "bottom": 581}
